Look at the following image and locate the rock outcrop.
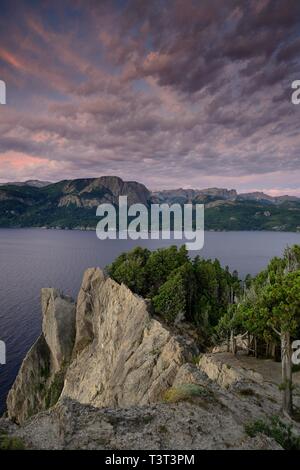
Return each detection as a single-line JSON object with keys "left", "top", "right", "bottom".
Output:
{"left": 3, "top": 396, "right": 281, "bottom": 450}
{"left": 2, "top": 358, "right": 287, "bottom": 450}
{"left": 62, "top": 268, "right": 197, "bottom": 408}
{"left": 41, "top": 289, "right": 76, "bottom": 373}
{"left": 6, "top": 290, "right": 76, "bottom": 423}
{"left": 5, "top": 269, "right": 300, "bottom": 449}
{"left": 2, "top": 357, "right": 290, "bottom": 450}
{"left": 198, "top": 354, "right": 263, "bottom": 389}
{"left": 58, "top": 176, "right": 151, "bottom": 208}
{"left": 7, "top": 268, "right": 197, "bottom": 423}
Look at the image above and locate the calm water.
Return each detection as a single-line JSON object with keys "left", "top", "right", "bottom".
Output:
{"left": 1, "top": 228, "right": 300, "bottom": 414}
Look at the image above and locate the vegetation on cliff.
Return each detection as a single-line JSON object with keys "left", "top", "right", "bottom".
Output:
{"left": 107, "top": 245, "right": 241, "bottom": 337}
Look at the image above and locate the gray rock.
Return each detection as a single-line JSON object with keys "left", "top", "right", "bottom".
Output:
{"left": 42, "top": 289, "right": 76, "bottom": 373}
{"left": 62, "top": 268, "right": 197, "bottom": 407}
{"left": 11, "top": 396, "right": 282, "bottom": 450}
{"left": 6, "top": 268, "right": 197, "bottom": 423}
{"left": 7, "top": 290, "right": 76, "bottom": 423}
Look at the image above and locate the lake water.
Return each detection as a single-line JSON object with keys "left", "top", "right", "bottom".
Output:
{"left": 1, "top": 228, "right": 300, "bottom": 414}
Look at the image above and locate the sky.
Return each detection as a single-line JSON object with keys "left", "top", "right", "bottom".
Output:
{"left": 0, "top": 0, "right": 300, "bottom": 194}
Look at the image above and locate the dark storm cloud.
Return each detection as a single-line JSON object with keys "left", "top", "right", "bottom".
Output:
{"left": 100, "top": 0, "right": 300, "bottom": 94}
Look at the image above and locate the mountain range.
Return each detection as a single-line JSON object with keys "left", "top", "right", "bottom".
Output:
{"left": 0, "top": 180, "right": 52, "bottom": 188}
{"left": 0, "top": 176, "right": 300, "bottom": 231}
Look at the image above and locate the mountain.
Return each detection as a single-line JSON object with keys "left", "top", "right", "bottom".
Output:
{"left": 0, "top": 176, "right": 151, "bottom": 229}
{"left": 0, "top": 268, "right": 286, "bottom": 449}
{"left": 152, "top": 188, "right": 238, "bottom": 204}
{"left": 0, "top": 180, "right": 52, "bottom": 188}
{"left": 153, "top": 188, "right": 300, "bottom": 205}
{"left": 237, "top": 191, "right": 300, "bottom": 204}
{"left": 0, "top": 177, "right": 299, "bottom": 231}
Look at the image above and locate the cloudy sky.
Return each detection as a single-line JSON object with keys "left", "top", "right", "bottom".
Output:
{"left": 0, "top": 0, "right": 300, "bottom": 194}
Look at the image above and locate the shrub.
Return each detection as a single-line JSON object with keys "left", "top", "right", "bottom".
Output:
{"left": 245, "top": 415, "right": 300, "bottom": 450}
{"left": 163, "top": 383, "right": 210, "bottom": 403}
{"left": 0, "top": 433, "right": 25, "bottom": 450}
{"left": 191, "top": 354, "right": 202, "bottom": 365}
{"left": 45, "top": 371, "right": 65, "bottom": 409}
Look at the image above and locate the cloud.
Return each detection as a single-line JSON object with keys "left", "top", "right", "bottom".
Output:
{"left": 0, "top": 0, "right": 299, "bottom": 195}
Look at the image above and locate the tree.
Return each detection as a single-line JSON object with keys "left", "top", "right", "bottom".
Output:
{"left": 107, "top": 245, "right": 241, "bottom": 336}
{"left": 193, "top": 257, "right": 240, "bottom": 327}
{"left": 216, "top": 306, "right": 235, "bottom": 352}
{"left": 216, "top": 304, "right": 246, "bottom": 354}
{"left": 217, "top": 245, "right": 300, "bottom": 416}
{"left": 283, "top": 245, "right": 300, "bottom": 273}
{"left": 152, "top": 268, "right": 186, "bottom": 323}
{"left": 238, "top": 271, "right": 300, "bottom": 416}
{"left": 244, "top": 274, "right": 252, "bottom": 290}
{"left": 145, "top": 245, "right": 189, "bottom": 295}
{"left": 106, "top": 246, "right": 150, "bottom": 296}
{"left": 258, "top": 271, "right": 300, "bottom": 416}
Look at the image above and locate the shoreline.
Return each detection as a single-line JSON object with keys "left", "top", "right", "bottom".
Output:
{"left": 0, "top": 226, "right": 300, "bottom": 234}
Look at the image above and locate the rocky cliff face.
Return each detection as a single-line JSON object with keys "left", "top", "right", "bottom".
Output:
{"left": 62, "top": 268, "right": 197, "bottom": 408}
{"left": 7, "top": 268, "right": 197, "bottom": 424}
{"left": 6, "top": 290, "right": 76, "bottom": 423}
{"left": 58, "top": 176, "right": 151, "bottom": 208}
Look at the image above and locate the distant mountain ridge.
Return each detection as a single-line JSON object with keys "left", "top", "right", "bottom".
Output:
{"left": 0, "top": 176, "right": 299, "bottom": 231}
{"left": 0, "top": 180, "right": 52, "bottom": 188}
{"left": 152, "top": 188, "right": 300, "bottom": 205}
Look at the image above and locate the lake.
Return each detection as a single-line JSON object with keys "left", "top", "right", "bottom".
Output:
{"left": 1, "top": 228, "right": 300, "bottom": 414}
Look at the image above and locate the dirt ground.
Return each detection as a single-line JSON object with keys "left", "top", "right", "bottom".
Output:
{"left": 213, "top": 351, "right": 300, "bottom": 387}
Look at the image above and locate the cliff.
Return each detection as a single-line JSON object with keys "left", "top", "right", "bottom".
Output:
{"left": 6, "top": 289, "right": 76, "bottom": 423}
{"left": 7, "top": 268, "right": 197, "bottom": 424}
{"left": 3, "top": 268, "right": 300, "bottom": 449}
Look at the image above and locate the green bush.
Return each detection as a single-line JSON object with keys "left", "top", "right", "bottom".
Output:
{"left": 163, "top": 383, "right": 210, "bottom": 403}
{"left": 45, "top": 371, "right": 65, "bottom": 409}
{"left": 245, "top": 415, "right": 300, "bottom": 450}
{"left": 0, "top": 433, "right": 25, "bottom": 450}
